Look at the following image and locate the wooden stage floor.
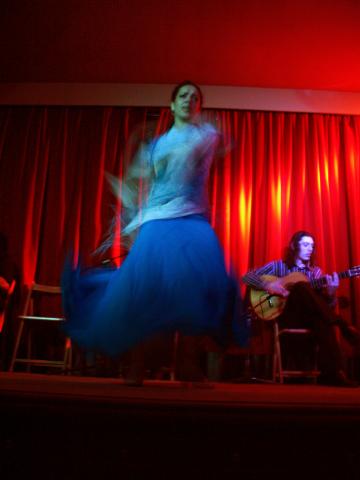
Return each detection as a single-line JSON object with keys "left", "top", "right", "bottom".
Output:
{"left": 1, "top": 372, "right": 360, "bottom": 479}
{"left": 1, "top": 371, "right": 360, "bottom": 412}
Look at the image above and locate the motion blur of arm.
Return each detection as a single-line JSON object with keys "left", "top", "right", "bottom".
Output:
{"left": 107, "top": 142, "right": 154, "bottom": 212}
{"left": 0, "top": 276, "right": 10, "bottom": 291}
{"left": 96, "top": 142, "right": 155, "bottom": 253}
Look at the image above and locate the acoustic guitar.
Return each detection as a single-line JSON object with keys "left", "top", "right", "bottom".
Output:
{"left": 250, "top": 266, "right": 360, "bottom": 321}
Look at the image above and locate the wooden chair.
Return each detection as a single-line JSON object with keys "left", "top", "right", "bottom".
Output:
{"left": 9, "top": 282, "right": 72, "bottom": 373}
{"left": 272, "top": 321, "right": 320, "bottom": 383}
{"left": 249, "top": 287, "right": 320, "bottom": 383}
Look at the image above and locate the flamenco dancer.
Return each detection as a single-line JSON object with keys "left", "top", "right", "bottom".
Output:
{"left": 62, "top": 81, "right": 248, "bottom": 384}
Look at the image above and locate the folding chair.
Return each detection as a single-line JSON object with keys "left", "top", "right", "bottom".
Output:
{"left": 9, "top": 282, "right": 72, "bottom": 373}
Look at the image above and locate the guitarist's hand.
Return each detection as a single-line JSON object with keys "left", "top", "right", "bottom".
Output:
{"left": 325, "top": 272, "right": 339, "bottom": 297}
{"left": 264, "top": 280, "right": 290, "bottom": 297}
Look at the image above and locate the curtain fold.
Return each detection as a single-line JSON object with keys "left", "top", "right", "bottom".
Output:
{"left": 0, "top": 106, "right": 359, "bottom": 324}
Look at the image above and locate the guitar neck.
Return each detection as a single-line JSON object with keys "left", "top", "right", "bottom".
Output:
{"left": 311, "top": 269, "right": 356, "bottom": 289}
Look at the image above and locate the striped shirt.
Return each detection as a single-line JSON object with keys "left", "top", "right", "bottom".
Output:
{"left": 242, "top": 260, "right": 323, "bottom": 290}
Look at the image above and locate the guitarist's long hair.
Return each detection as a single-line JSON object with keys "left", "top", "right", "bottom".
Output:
{"left": 284, "top": 230, "right": 316, "bottom": 268}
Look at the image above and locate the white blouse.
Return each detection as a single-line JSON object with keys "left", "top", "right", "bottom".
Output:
{"left": 122, "top": 122, "right": 220, "bottom": 235}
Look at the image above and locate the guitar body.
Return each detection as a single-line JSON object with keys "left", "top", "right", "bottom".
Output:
{"left": 250, "top": 272, "right": 310, "bottom": 320}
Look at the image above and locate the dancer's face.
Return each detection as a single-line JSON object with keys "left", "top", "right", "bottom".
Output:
{"left": 296, "top": 236, "right": 315, "bottom": 263}
{"left": 171, "top": 84, "right": 201, "bottom": 125}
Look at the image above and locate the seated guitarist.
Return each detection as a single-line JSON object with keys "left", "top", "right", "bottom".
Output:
{"left": 243, "top": 230, "right": 360, "bottom": 387}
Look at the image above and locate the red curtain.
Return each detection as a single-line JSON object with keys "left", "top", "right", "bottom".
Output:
{"left": 0, "top": 106, "right": 359, "bottom": 324}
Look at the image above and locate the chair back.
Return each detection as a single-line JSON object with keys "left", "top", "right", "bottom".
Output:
{"left": 9, "top": 281, "right": 71, "bottom": 373}
{"left": 20, "top": 282, "right": 64, "bottom": 321}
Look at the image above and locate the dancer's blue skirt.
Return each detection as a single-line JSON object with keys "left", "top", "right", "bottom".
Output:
{"left": 62, "top": 215, "right": 248, "bottom": 356}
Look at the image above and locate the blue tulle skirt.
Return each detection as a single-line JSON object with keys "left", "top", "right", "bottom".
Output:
{"left": 62, "top": 215, "right": 248, "bottom": 356}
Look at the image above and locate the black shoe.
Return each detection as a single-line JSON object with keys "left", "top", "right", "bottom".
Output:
{"left": 340, "top": 324, "right": 360, "bottom": 347}
{"left": 319, "top": 370, "right": 358, "bottom": 387}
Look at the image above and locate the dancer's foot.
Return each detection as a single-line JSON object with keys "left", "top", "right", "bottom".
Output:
{"left": 124, "top": 377, "right": 144, "bottom": 387}
{"left": 340, "top": 324, "right": 360, "bottom": 347}
{"left": 180, "top": 379, "right": 214, "bottom": 389}
{"left": 124, "top": 363, "right": 144, "bottom": 387}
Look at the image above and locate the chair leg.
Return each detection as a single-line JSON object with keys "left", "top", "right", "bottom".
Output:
{"left": 207, "top": 351, "right": 222, "bottom": 381}
{"left": 26, "top": 328, "right": 32, "bottom": 372}
{"left": 273, "top": 322, "right": 283, "bottom": 383}
{"left": 170, "top": 331, "right": 179, "bottom": 381}
{"left": 63, "top": 337, "right": 72, "bottom": 374}
{"left": 9, "top": 319, "right": 25, "bottom": 372}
